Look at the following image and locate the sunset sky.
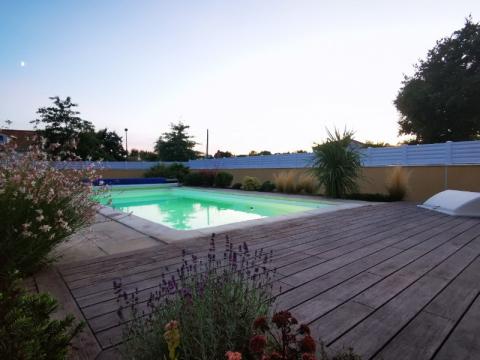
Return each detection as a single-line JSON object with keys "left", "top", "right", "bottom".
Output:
{"left": 1, "top": 1, "right": 479, "bottom": 154}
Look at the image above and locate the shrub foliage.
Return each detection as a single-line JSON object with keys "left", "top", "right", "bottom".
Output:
{"left": 144, "top": 163, "right": 190, "bottom": 182}
{"left": 0, "top": 274, "right": 83, "bottom": 360}
{"left": 0, "top": 143, "right": 99, "bottom": 276}
{"left": 242, "top": 176, "right": 261, "bottom": 191}
{"left": 259, "top": 181, "right": 276, "bottom": 192}
{"left": 214, "top": 172, "right": 234, "bottom": 188}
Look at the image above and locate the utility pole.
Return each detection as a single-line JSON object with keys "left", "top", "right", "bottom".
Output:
{"left": 124, "top": 128, "right": 128, "bottom": 159}
{"left": 206, "top": 129, "right": 209, "bottom": 159}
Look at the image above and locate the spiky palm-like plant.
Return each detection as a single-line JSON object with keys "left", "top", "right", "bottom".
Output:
{"left": 312, "top": 128, "right": 362, "bottom": 198}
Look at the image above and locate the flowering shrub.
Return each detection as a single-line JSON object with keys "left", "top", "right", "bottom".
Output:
{"left": 243, "top": 311, "right": 361, "bottom": 360}
{"left": 248, "top": 311, "right": 316, "bottom": 359}
{"left": 0, "top": 141, "right": 101, "bottom": 276}
{"left": 120, "top": 235, "right": 277, "bottom": 360}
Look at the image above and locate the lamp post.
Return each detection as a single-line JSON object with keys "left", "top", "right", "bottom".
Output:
{"left": 124, "top": 128, "right": 128, "bottom": 159}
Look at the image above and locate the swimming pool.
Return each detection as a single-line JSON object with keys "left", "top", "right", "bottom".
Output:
{"left": 97, "top": 186, "right": 334, "bottom": 230}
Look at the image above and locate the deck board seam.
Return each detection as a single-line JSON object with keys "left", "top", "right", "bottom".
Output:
{"left": 324, "top": 235, "right": 480, "bottom": 351}
{"left": 367, "top": 255, "right": 480, "bottom": 360}
{"left": 430, "top": 290, "right": 480, "bottom": 360}
{"left": 77, "top": 212, "right": 444, "bottom": 312}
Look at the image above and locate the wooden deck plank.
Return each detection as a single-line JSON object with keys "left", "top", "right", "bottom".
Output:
{"left": 307, "top": 223, "right": 480, "bottom": 347}
{"left": 83, "top": 211, "right": 445, "bottom": 346}
{"left": 61, "top": 204, "right": 406, "bottom": 279}
{"left": 51, "top": 204, "right": 480, "bottom": 359}
{"left": 326, "top": 234, "right": 480, "bottom": 359}
{"left": 434, "top": 293, "right": 480, "bottom": 360}
{"left": 35, "top": 268, "right": 102, "bottom": 360}
{"left": 64, "top": 205, "right": 404, "bottom": 286}
{"left": 71, "top": 207, "right": 418, "bottom": 305}
{"left": 80, "top": 209, "right": 437, "bottom": 320}
{"left": 279, "top": 219, "right": 476, "bottom": 322}
{"left": 373, "top": 257, "right": 480, "bottom": 360}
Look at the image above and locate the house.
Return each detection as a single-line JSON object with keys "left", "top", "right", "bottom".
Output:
{"left": 0, "top": 129, "right": 37, "bottom": 151}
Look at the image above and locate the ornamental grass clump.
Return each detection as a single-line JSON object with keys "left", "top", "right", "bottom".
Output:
{"left": 0, "top": 141, "right": 102, "bottom": 276}
{"left": 386, "top": 166, "right": 410, "bottom": 201}
{"left": 296, "top": 173, "right": 319, "bottom": 194}
{"left": 273, "top": 171, "right": 297, "bottom": 194}
{"left": 120, "top": 235, "right": 277, "bottom": 360}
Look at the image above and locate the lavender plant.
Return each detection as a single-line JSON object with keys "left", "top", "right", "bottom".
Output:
{"left": 120, "top": 234, "right": 277, "bottom": 360}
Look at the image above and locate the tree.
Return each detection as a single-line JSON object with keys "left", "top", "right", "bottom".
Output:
{"left": 214, "top": 150, "right": 233, "bottom": 158}
{"left": 248, "top": 150, "right": 272, "bottom": 156}
{"left": 395, "top": 17, "right": 480, "bottom": 143}
{"left": 32, "top": 97, "right": 94, "bottom": 159}
{"left": 364, "top": 141, "right": 391, "bottom": 148}
{"left": 154, "top": 122, "right": 199, "bottom": 161}
{"left": 95, "top": 128, "right": 126, "bottom": 160}
{"left": 129, "top": 149, "right": 159, "bottom": 161}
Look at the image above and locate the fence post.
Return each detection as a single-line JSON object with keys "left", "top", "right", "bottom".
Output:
{"left": 444, "top": 141, "right": 452, "bottom": 189}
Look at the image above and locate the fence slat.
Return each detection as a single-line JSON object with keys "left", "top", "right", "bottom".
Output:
{"left": 52, "top": 140, "right": 480, "bottom": 170}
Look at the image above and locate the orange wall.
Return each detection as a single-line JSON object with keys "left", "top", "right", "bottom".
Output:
{"left": 96, "top": 165, "right": 480, "bottom": 202}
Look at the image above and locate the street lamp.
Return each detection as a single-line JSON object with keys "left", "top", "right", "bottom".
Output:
{"left": 124, "top": 128, "right": 128, "bottom": 159}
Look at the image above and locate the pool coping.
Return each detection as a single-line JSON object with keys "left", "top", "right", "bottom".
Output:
{"left": 97, "top": 186, "right": 372, "bottom": 243}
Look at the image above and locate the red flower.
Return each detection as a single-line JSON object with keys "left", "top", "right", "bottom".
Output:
{"left": 300, "top": 335, "right": 316, "bottom": 353}
{"left": 298, "top": 324, "right": 311, "bottom": 335}
{"left": 250, "top": 335, "right": 267, "bottom": 354}
{"left": 267, "top": 351, "right": 283, "bottom": 360}
{"left": 302, "top": 353, "right": 317, "bottom": 360}
{"left": 253, "top": 316, "right": 269, "bottom": 332}
{"left": 272, "top": 310, "right": 294, "bottom": 328}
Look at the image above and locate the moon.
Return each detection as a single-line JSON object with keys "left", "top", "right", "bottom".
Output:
{"left": 20, "top": 61, "right": 26, "bottom": 67}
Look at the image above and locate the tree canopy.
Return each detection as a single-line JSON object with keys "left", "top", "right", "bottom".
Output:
{"left": 32, "top": 96, "right": 126, "bottom": 160}
{"left": 128, "top": 149, "right": 159, "bottom": 161}
{"left": 32, "top": 96, "right": 94, "bottom": 158}
{"left": 394, "top": 17, "right": 480, "bottom": 143}
{"left": 214, "top": 150, "right": 233, "bottom": 158}
{"left": 154, "top": 122, "right": 199, "bottom": 161}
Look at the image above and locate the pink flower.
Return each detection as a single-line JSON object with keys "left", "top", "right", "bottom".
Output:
{"left": 39, "top": 224, "right": 52, "bottom": 232}
{"left": 225, "top": 351, "right": 242, "bottom": 360}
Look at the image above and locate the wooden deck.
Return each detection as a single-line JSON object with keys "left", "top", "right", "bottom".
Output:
{"left": 50, "top": 203, "right": 480, "bottom": 359}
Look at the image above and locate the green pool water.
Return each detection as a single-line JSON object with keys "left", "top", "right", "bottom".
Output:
{"left": 97, "top": 186, "right": 331, "bottom": 230}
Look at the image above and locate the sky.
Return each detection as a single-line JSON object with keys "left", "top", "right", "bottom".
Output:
{"left": 1, "top": 1, "right": 479, "bottom": 154}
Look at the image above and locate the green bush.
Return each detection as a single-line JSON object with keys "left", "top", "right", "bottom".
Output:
{"left": 259, "top": 180, "right": 276, "bottom": 192}
{"left": 183, "top": 171, "right": 216, "bottom": 187}
{"left": 144, "top": 163, "right": 190, "bottom": 183}
{"left": 231, "top": 182, "right": 242, "bottom": 190}
{"left": 214, "top": 172, "right": 234, "bottom": 188}
{"left": 121, "top": 237, "right": 275, "bottom": 360}
{"left": 0, "top": 145, "right": 99, "bottom": 276}
{"left": 312, "top": 128, "right": 362, "bottom": 198}
{"left": 183, "top": 172, "right": 203, "bottom": 186}
{"left": 0, "top": 274, "right": 83, "bottom": 360}
{"left": 242, "top": 176, "right": 261, "bottom": 191}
